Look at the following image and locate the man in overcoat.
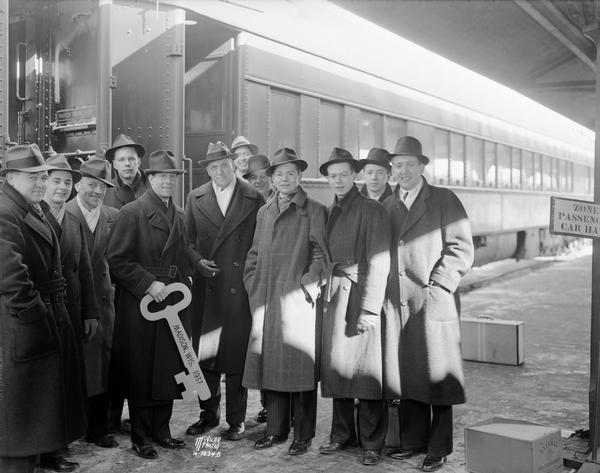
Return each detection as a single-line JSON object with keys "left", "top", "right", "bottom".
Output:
{"left": 318, "top": 147, "right": 391, "bottom": 466}
{"left": 230, "top": 135, "right": 259, "bottom": 181}
{"left": 108, "top": 150, "right": 189, "bottom": 460}
{"left": 359, "top": 147, "right": 393, "bottom": 202}
{"left": 383, "top": 136, "right": 474, "bottom": 472}
{"left": 243, "top": 147, "right": 328, "bottom": 456}
{"left": 66, "top": 158, "right": 119, "bottom": 449}
{"left": 0, "top": 144, "right": 86, "bottom": 473}
{"left": 103, "top": 134, "right": 148, "bottom": 209}
{"left": 243, "top": 153, "right": 273, "bottom": 201}
{"left": 41, "top": 155, "right": 100, "bottom": 472}
{"left": 184, "top": 142, "right": 264, "bottom": 441}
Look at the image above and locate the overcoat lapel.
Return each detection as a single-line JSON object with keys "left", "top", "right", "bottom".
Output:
{"left": 210, "top": 182, "right": 255, "bottom": 257}
{"left": 60, "top": 214, "right": 80, "bottom": 260}
{"left": 398, "top": 181, "right": 431, "bottom": 239}
{"left": 162, "top": 208, "right": 184, "bottom": 259}
{"left": 66, "top": 199, "right": 94, "bottom": 251}
{"left": 194, "top": 185, "right": 225, "bottom": 229}
{"left": 90, "top": 208, "right": 112, "bottom": 265}
{"left": 23, "top": 212, "right": 54, "bottom": 247}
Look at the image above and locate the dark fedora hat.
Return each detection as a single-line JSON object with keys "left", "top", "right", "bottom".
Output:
{"left": 0, "top": 144, "right": 48, "bottom": 176}
{"left": 387, "top": 136, "right": 430, "bottom": 164}
{"left": 79, "top": 158, "right": 115, "bottom": 187}
{"left": 104, "top": 134, "right": 145, "bottom": 161}
{"left": 198, "top": 141, "right": 237, "bottom": 167}
{"left": 230, "top": 136, "right": 259, "bottom": 156}
{"left": 359, "top": 147, "right": 391, "bottom": 172}
{"left": 266, "top": 147, "right": 308, "bottom": 176}
{"left": 45, "top": 154, "right": 81, "bottom": 182}
{"left": 243, "top": 154, "right": 271, "bottom": 179}
{"left": 319, "top": 147, "right": 360, "bottom": 176}
{"left": 144, "top": 149, "right": 185, "bottom": 175}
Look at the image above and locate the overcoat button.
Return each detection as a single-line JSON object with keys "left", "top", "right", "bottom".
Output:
{"left": 399, "top": 300, "right": 406, "bottom": 306}
{"left": 230, "top": 288, "right": 237, "bottom": 295}
{"left": 398, "top": 240, "right": 405, "bottom": 246}
{"left": 343, "top": 286, "right": 349, "bottom": 291}
{"left": 233, "top": 262, "right": 240, "bottom": 268}
{"left": 399, "top": 271, "right": 406, "bottom": 276}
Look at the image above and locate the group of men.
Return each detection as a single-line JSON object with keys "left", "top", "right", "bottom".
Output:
{"left": 0, "top": 132, "right": 474, "bottom": 473}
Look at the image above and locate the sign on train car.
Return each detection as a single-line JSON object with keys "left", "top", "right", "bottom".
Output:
{"left": 550, "top": 197, "right": 600, "bottom": 239}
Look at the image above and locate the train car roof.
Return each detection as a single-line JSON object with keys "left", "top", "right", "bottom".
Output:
{"left": 163, "top": 0, "right": 594, "bottom": 160}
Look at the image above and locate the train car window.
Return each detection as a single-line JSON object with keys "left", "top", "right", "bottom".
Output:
{"left": 247, "top": 81, "right": 269, "bottom": 153}
{"left": 589, "top": 166, "right": 594, "bottom": 194}
{"left": 551, "top": 157, "right": 560, "bottom": 192}
{"left": 565, "top": 161, "right": 573, "bottom": 193}
{"left": 497, "top": 144, "right": 511, "bottom": 188}
{"left": 541, "top": 154, "right": 551, "bottom": 191}
{"left": 359, "top": 111, "right": 383, "bottom": 159}
{"left": 270, "top": 89, "right": 299, "bottom": 155}
{"left": 465, "top": 137, "right": 484, "bottom": 187}
{"left": 319, "top": 101, "right": 344, "bottom": 170}
{"left": 484, "top": 141, "right": 497, "bottom": 188}
{"left": 384, "top": 117, "right": 407, "bottom": 151}
{"left": 185, "top": 60, "right": 223, "bottom": 133}
{"left": 450, "top": 132, "right": 465, "bottom": 186}
{"left": 511, "top": 147, "right": 522, "bottom": 189}
{"left": 573, "top": 164, "right": 586, "bottom": 194}
{"left": 521, "top": 150, "right": 533, "bottom": 190}
{"left": 558, "top": 159, "right": 567, "bottom": 192}
{"left": 434, "top": 128, "right": 449, "bottom": 185}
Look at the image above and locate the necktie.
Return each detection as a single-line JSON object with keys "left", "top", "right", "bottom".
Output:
{"left": 402, "top": 192, "right": 409, "bottom": 202}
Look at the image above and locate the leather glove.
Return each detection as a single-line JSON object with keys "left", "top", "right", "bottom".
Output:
{"left": 356, "top": 313, "right": 378, "bottom": 334}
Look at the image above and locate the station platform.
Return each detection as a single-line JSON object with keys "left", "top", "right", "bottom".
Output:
{"left": 52, "top": 253, "right": 592, "bottom": 472}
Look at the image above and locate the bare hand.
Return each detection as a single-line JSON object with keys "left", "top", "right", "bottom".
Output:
{"left": 84, "top": 319, "right": 98, "bottom": 342}
{"left": 199, "top": 259, "right": 221, "bottom": 278}
{"left": 356, "top": 313, "right": 378, "bottom": 334}
{"left": 147, "top": 281, "right": 168, "bottom": 302}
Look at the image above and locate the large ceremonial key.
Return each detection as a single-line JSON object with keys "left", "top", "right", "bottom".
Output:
{"left": 140, "top": 282, "right": 211, "bottom": 401}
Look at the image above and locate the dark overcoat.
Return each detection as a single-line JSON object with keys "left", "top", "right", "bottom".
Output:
{"left": 321, "top": 186, "right": 391, "bottom": 400}
{"left": 360, "top": 182, "right": 393, "bottom": 203}
{"left": 44, "top": 205, "right": 99, "bottom": 411}
{"left": 184, "top": 179, "right": 264, "bottom": 374}
{"left": 382, "top": 179, "right": 474, "bottom": 404}
{"left": 108, "top": 188, "right": 192, "bottom": 405}
{"left": 0, "top": 184, "right": 86, "bottom": 456}
{"left": 243, "top": 187, "right": 327, "bottom": 392}
{"left": 103, "top": 171, "right": 148, "bottom": 209}
{"left": 66, "top": 198, "right": 118, "bottom": 396}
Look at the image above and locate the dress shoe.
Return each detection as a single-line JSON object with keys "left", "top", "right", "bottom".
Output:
{"left": 319, "top": 441, "right": 354, "bottom": 454}
{"left": 154, "top": 437, "right": 186, "bottom": 449}
{"left": 39, "top": 455, "right": 79, "bottom": 472}
{"left": 362, "top": 449, "right": 383, "bottom": 466}
{"left": 420, "top": 455, "right": 446, "bottom": 472}
{"left": 254, "top": 434, "right": 288, "bottom": 450}
{"left": 288, "top": 439, "right": 311, "bottom": 455}
{"left": 85, "top": 434, "right": 119, "bottom": 448}
{"left": 256, "top": 408, "right": 267, "bottom": 423}
{"left": 132, "top": 443, "right": 158, "bottom": 460}
{"left": 389, "top": 447, "right": 426, "bottom": 460}
{"left": 223, "top": 423, "right": 246, "bottom": 441}
{"left": 186, "top": 417, "right": 219, "bottom": 436}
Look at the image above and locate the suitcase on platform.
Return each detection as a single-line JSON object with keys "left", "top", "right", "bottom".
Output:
{"left": 460, "top": 316, "right": 524, "bottom": 366}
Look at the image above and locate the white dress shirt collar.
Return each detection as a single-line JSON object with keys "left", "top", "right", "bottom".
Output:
{"left": 399, "top": 176, "right": 424, "bottom": 211}
{"left": 212, "top": 178, "right": 236, "bottom": 216}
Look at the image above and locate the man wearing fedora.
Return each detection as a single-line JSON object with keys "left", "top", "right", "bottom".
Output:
{"left": 108, "top": 150, "right": 190, "bottom": 460}
{"left": 243, "top": 147, "right": 327, "bottom": 456}
{"left": 103, "top": 134, "right": 148, "bottom": 209}
{"left": 243, "top": 154, "right": 273, "bottom": 201}
{"left": 40, "top": 155, "right": 99, "bottom": 472}
{"left": 184, "top": 142, "right": 264, "bottom": 441}
{"left": 66, "top": 158, "right": 120, "bottom": 450}
{"left": 230, "top": 135, "right": 259, "bottom": 181}
{"left": 360, "top": 147, "right": 394, "bottom": 202}
{"left": 318, "top": 147, "right": 391, "bottom": 466}
{"left": 383, "top": 136, "right": 473, "bottom": 472}
{"left": 0, "top": 144, "right": 86, "bottom": 473}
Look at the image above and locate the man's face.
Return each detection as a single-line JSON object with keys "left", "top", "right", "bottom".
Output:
{"left": 75, "top": 176, "right": 107, "bottom": 210}
{"left": 148, "top": 172, "right": 178, "bottom": 199}
{"left": 206, "top": 158, "right": 235, "bottom": 188}
{"left": 45, "top": 170, "right": 73, "bottom": 206}
{"left": 7, "top": 171, "right": 48, "bottom": 203}
{"left": 271, "top": 163, "right": 301, "bottom": 196}
{"left": 363, "top": 163, "right": 389, "bottom": 195}
{"left": 113, "top": 146, "right": 141, "bottom": 181}
{"left": 248, "top": 169, "right": 270, "bottom": 195}
{"left": 233, "top": 146, "right": 252, "bottom": 173}
{"left": 326, "top": 162, "right": 356, "bottom": 199}
{"left": 390, "top": 155, "right": 425, "bottom": 190}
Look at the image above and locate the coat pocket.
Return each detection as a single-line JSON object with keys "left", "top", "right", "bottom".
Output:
{"left": 424, "top": 285, "right": 458, "bottom": 323}
{"left": 12, "top": 300, "right": 60, "bottom": 361}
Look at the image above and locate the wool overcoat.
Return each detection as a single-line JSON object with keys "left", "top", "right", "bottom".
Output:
{"left": 243, "top": 187, "right": 327, "bottom": 392}
{"left": 184, "top": 179, "right": 264, "bottom": 374}
{"left": 103, "top": 171, "right": 148, "bottom": 209}
{"left": 321, "top": 186, "right": 391, "bottom": 400}
{"left": 360, "top": 182, "right": 393, "bottom": 203}
{"left": 0, "top": 183, "right": 86, "bottom": 456}
{"left": 382, "top": 179, "right": 474, "bottom": 404}
{"left": 66, "top": 198, "right": 118, "bottom": 396}
{"left": 108, "top": 188, "right": 192, "bottom": 405}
